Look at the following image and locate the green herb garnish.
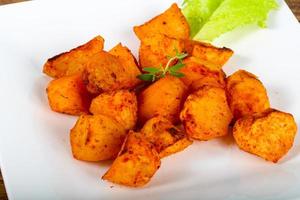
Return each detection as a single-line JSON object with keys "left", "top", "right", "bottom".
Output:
{"left": 137, "top": 51, "right": 188, "bottom": 82}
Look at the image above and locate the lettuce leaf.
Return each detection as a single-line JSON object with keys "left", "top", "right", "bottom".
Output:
{"left": 182, "top": 0, "right": 224, "bottom": 37}
{"left": 182, "top": 0, "right": 278, "bottom": 41}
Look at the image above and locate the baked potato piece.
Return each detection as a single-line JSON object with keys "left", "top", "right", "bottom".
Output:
{"left": 46, "top": 74, "right": 93, "bottom": 115}
{"left": 226, "top": 70, "right": 270, "bottom": 120}
{"left": 90, "top": 90, "right": 138, "bottom": 130}
{"left": 141, "top": 117, "right": 192, "bottom": 158}
{"left": 180, "top": 56, "right": 226, "bottom": 88}
{"left": 233, "top": 109, "right": 297, "bottom": 163}
{"left": 160, "top": 137, "right": 193, "bottom": 158}
{"left": 189, "top": 70, "right": 226, "bottom": 91}
{"left": 138, "top": 76, "right": 187, "bottom": 125}
{"left": 180, "top": 86, "right": 233, "bottom": 140}
{"left": 70, "top": 114, "right": 127, "bottom": 161}
{"left": 109, "top": 43, "right": 141, "bottom": 87}
{"left": 43, "top": 36, "right": 104, "bottom": 78}
{"left": 83, "top": 51, "right": 139, "bottom": 94}
{"left": 139, "top": 34, "right": 185, "bottom": 68}
{"left": 134, "top": 3, "right": 190, "bottom": 40}
{"left": 183, "top": 40, "right": 233, "bottom": 71}
{"left": 102, "top": 131, "right": 161, "bottom": 187}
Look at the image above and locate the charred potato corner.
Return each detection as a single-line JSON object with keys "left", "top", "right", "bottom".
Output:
{"left": 141, "top": 116, "right": 193, "bottom": 158}
{"left": 43, "top": 3, "right": 297, "bottom": 188}
{"left": 43, "top": 36, "right": 104, "bottom": 78}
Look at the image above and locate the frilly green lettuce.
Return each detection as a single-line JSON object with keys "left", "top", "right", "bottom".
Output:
{"left": 182, "top": 0, "right": 278, "bottom": 41}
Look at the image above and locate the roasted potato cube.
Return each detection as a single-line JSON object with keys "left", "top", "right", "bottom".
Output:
{"left": 226, "top": 70, "right": 270, "bottom": 120}
{"left": 190, "top": 73, "right": 226, "bottom": 91}
{"left": 139, "top": 34, "right": 185, "bottom": 68}
{"left": 141, "top": 117, "right": 192, "bottom": 158}
{"left": 180, "top": 86, "right": 233, "bottom": 140}
{"left": 70, "top": 114, "right": 127, "bottom": 161}
{"left": 134, "top": 3, "right": 190, "bottom": 40}
{"left": 183, "top": 40, "right": 233, "bottom": 70}
{"left": 233, "top": 109, "right": 297, "bottom": 163}
{"left": 160, "top": 137, "right": 193, "bottom": 158}
{"left": 138, "top": 76, "right": 187, "bottom": 125}
{"left": 102, "top": 131, "right": 161, "bottom": 187}
{"left": 46, "top": 74, "right": 93, "bottom": 115}
{"left": 83, "top": 51, "right": 139, "bottom": 94}
{"left": 43, "top": 36, "right": 104, "bottom": 78}
{"left": 180, "top": 56, "right": 226, "bottom": 88}
{"left": 90, "top": 90, "right": 137, "bottom": 130}
{"left": 109, "top": 43, "right": 141, "bottom": 87}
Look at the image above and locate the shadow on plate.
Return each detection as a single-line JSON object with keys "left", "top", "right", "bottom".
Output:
{"left": 266, "top": 83, "right": 295, "bottom": 111}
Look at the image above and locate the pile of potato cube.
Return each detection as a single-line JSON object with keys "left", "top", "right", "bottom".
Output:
{"left": 43, "top": 3, "right": 297, "bottom": 187}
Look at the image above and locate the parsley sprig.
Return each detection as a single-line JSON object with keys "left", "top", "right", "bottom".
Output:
{"left": 137, "top": 51, "right": 188, "bottom": 82}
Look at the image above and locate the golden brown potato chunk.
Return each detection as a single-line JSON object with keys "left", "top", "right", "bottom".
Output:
{"left": 183, "top": 40, "right": 233, "bottom": 71}
{"left": 102, "top": 131, "right": 161, "bottom": 187}
{"left": 190, "top": 73, "right": 226, "bottom": 91}
{"left": 141, "top": 117, "right": 192, "bottom": 158}
{"left": 83, "top": 51, "right": 139, "bottom": 94}
{"left": 46, "top": 74, "right": 93, "bottom": 115}
{"left": 43, "top": 36, "right": 104, "bottom": 78}
{"left": 226, "top": 70, "right": 270, "bottom": 120}
{"left": 180, "top": 56, "right": 226, "bottom": 88}
{"left": 70, "top": 114, "right": 127, "bottom": 161}
{"left": 89, "top": 90, "right": 137, "bottom": 130}
{"left": 233, "top": 109, "right": 297, "bottom": 163}
{"left": 180, "top": 86, "right": 233, "bottom": 140}
{"left": 134, "top": 3, "right": 190, "bottom": 40}
{"left": 109, "top": 43, "right": 141, "bottom": 87}
{"left": 139, "top": 34, "right": 185, "bottom": 69}
{"left": 138, "top": 76, "right": 187, "bottom": 125}
{"left": 160, "top": 137, "right": 193, "bottom": 158}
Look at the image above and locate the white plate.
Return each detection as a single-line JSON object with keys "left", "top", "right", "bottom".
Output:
{"left": 0, "top": 0, "right": 299, "bottom": 199}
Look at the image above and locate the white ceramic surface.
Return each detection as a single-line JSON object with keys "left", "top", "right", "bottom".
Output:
{"left": 0, "top": 0, "right": 299, "bottom": 199}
